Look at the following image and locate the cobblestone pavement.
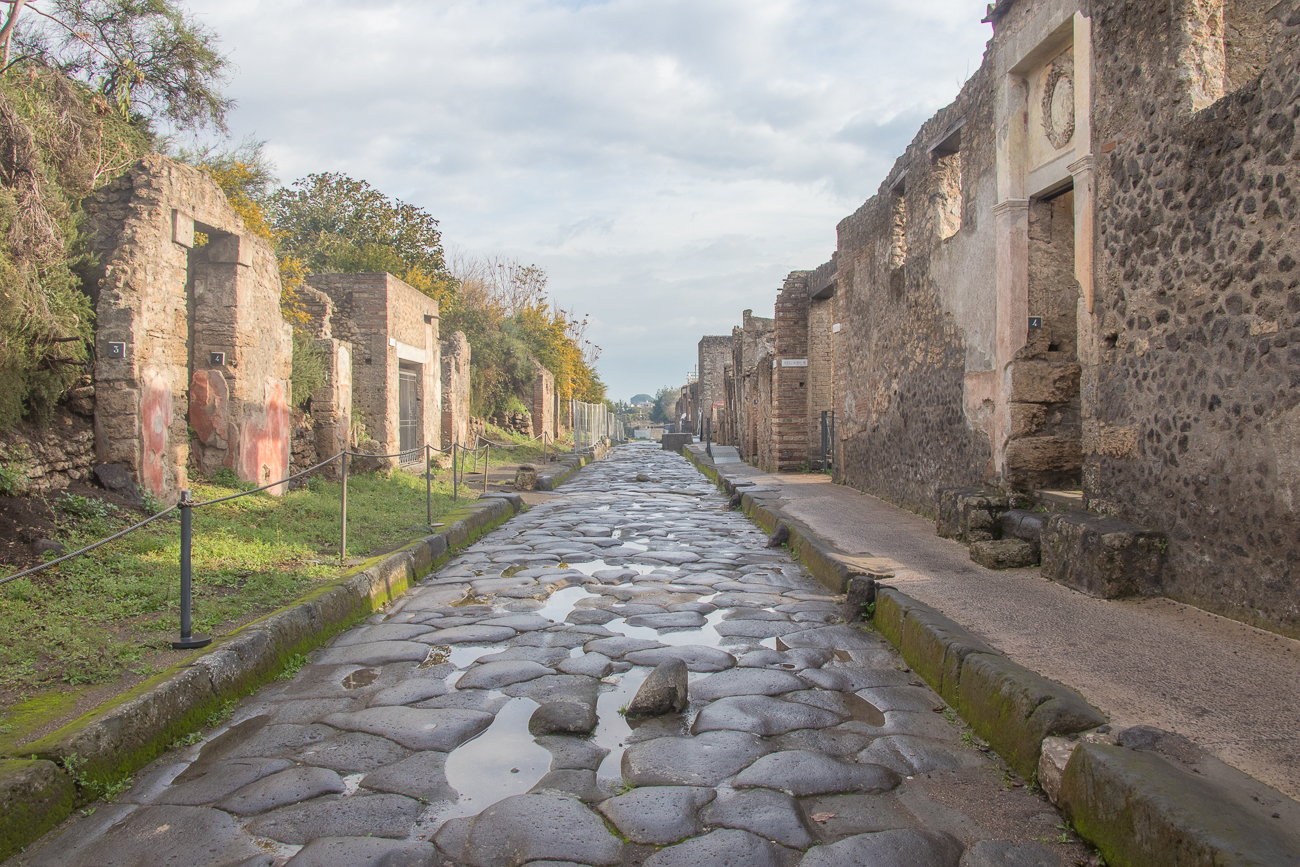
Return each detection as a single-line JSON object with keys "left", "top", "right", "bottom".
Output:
{"left": 19, "top": 444, "right": 1092, "bottom": 867}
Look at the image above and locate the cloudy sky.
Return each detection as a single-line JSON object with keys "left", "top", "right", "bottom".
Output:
{"left": 184, "top": 0, "right": 992, "bottom": 401}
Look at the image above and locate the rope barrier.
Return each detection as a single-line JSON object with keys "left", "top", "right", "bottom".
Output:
{"left": 0, "top": 503, "right": 180, "bottom": 586}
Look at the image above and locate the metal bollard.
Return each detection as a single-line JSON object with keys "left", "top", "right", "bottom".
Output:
{"left": 483, "top": 444, "right": 490, "bottom": 495}
{"left": 172, "top": 490, "right": 211, "bottom": 649}
{"left": 452, "top": 442, "right": 459, "bottom": 501}
{"left": 425, "top": 444, "right": 433, "bottom": 526}
{"left": 340, "top": 451, "right": 349, "bottom": 567}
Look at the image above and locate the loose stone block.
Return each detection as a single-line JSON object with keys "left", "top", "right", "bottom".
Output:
{"left": 936, "top": 488, "right": 1009, "bottom": 544}
{"left": 970, "top": 539, "right": 1038, "bottom": 569}
{"left": 626, "top": 658, "right": 689, "bottom": 716}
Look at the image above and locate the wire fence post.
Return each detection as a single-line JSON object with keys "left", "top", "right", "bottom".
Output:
{"left": 172, "top": 490, "right": 211, "bottom": 649}
{"left": 483, "top": 444, "right": 490, "bottom": 495}
{"left": 340, "top": 451, "right": 349, "bottom": 568}
{"left": 452, "top": 442, "right": 459, "bottom": 501}
{"left": 425, "top": 444, "right": 432, "bottom": 526}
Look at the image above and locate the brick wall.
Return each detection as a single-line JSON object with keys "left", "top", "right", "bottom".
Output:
{"left": 770, "top": 273, "right": 811, "bottom": 471}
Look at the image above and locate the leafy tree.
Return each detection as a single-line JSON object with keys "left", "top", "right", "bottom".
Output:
{"left": 650, "top": 386, "right": 676, "bottom": 423}
{"left": 4, "top": 0, "right": 232, "bottom": 133}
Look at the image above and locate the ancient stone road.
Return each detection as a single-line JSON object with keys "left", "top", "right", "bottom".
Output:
{"left": 20, "top": 444, "right": 1090, "bottom": 867}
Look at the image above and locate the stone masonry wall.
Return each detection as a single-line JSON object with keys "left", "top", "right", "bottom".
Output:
{"left": 442, "top": 331, "right": 472, "bottom": 451}
{"left": 771, "top": 273, "right": 811, "bottom": 471}
{"left": 1087, "top": 1, "right": 1300, "bottom": 634}
{"left": 697, "top": 335, "right": 731, "bottom": 432}
{"left": 85, "top": 155, "right": 292, "bottom": 500}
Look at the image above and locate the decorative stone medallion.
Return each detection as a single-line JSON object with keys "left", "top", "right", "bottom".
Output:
{"left": 1041, "top": 52, "right": 1075, "bottom": 150}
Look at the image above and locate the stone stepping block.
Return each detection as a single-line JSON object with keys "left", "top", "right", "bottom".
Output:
{"left": 557, "top": 651, "right": 614, "bottom": 678}
{"left": 366, "top": 677, "right": 450, "bottom": 708}
{"left": 536, "top": 736, "right": 609, "bottom": 771}
{"left": 456, "top": 660, "right": 553, "bottom": 690}
{"left": 39, "top": 805, "right": 261, "bottom": 867}
{"left": 701, "top": 787, "right": 814, "bottom": 850}
{"left": 246, "top": 793, "right": 422, "bottom": 845}
{"left": 291, "top": 731, "right": 411, "bottom": 774}
{"left": 419, "top": 624, "right": 517, "bottom": 645}
{"left": 317, "top": 641, "right": 432, "bottom": 667}
{"left": 643, "top": 828, "right": 787, "bottom": 867}
{"left": 691, "top": 668, "right": 808, "bottom": 701}
{"left": 625, "top": 611, "right": 708, "bottom": 630}
{"left": 733, "top": 750, "right": 900, "bottom": 796}
{"left": 447, "top": 794, "right": 623, "bottom": 867}
{"left": 598, "top": 785, "right": 715, "bottom": 844}
{"left": 582, "top": 636, "right": 665, "bottom": 658}
{"left": 626, "top": 645, "right": 736, "bottom": 673}
{"left": 217, "top": 766, "right": 344, "bottom": 815}
{"left": 692, "top": 695, "right": 844, "bottom": 736}
{"left": 621, "top": 730, "right": 768, "bottom": 787}
{"left": 283, "top": 836, "right": 441, "bottom": 867}
{"left": 799, "top": 829, "right": 964, "bottom": 867}
{"left": 714, "top": 619, "right": 805, "bottom": 639}
{"left": 155, "top": 756, "right": 292, "bottom": 806}
{"left": 321, "top": 707, "right": 493, "bottom": 751}
{"left": 855, "top": 734, "right": 978, "bottom": 775}
{"left": 360, "top": 751, "right": 455, "bottom": 802}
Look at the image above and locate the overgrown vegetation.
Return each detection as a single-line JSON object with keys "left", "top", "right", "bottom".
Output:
{"left": 0, "top": 469, "right": 466, "bottom": 700}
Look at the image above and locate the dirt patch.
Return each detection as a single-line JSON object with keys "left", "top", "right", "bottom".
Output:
{"left": 0, "top": 481, "right": 147, "bottom": 572}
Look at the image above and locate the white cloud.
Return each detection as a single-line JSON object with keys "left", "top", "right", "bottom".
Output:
{"left": 185, "top": 0, "right": 990, "bottom": 399}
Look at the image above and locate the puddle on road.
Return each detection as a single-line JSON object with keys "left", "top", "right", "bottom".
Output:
{"left": 535, "top": 585, "right": 594, "bottom": 622}
{"left": 439, "top": 697, "right": 550, "bottom": 821}
{"left": 341, "top": 669, "right": 379, "bottom": 689}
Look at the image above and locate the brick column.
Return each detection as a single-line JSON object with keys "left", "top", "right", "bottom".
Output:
{"left": 772, "top": 273, "right": 811, "bottom": 471}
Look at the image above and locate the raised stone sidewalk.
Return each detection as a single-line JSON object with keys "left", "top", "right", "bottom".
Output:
{"left": 684, "top": 442, "right": 1300, "bottom": 867}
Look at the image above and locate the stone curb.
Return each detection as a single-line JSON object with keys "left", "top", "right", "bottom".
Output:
{"left": 681, "top": 447, "right": 1300, "bottom": 867}
{"left": 536, "top": 440, "right": 610, "bottom": 491}
{"left": 0, "top": 492, "right": 522, "bottom": 861}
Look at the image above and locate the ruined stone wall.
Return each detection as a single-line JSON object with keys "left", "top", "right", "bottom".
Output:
{"left": 307, "top": 273, "right": 440, "bottom": 459}
{"left": 697, "top": 336, "right": 731, "bottom": 429}
{"left": 721, "top": 310, "right": 774, "bottom": 452}
{"left": 532, "top": 359, "right": 555, "bottom": 441}
{"left": 0, "top": 410, "right": 96, "bottom": 494}
{"left": 86, "top": 155, "right": 291, "bottom": 499}
{"left": 1087, "top": 0, "right": 1300, "bottom": 634}
{"left": 754, "top": 352, "right": 775, "bottom": 469}
{"left": 441, "top": 331, "right": 472, "bottom": 450}
{"left": 771, "top": 273, "right": 811, "bottom": 471}
{"left": 807, "top": 281, "right": 836, "bottom": 464}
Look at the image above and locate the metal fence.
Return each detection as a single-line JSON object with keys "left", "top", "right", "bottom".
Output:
{"left": 0, "top": 438, "right": 508, "bottom": 651}
{"left": 570, "top": 399, "right": 625, "bottom": 450}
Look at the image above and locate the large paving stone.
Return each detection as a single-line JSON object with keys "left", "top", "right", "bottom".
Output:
{"left": 624, "top": 612, "right": 708, "bottom": 630}
{"left": 283, "top": 837, "right": 441, "bottom": 867}
{"left": 798, "top": 666, "right": 910, "bottom": 691}
{"left": 321, "top": 707, "right": 494, "bottom": 751}
{"left": 691, "top": 668, "right": 808, "bottom": 701}
{"left": 767, "top": 727, "right": 874, "bottom": 760}
{"left": 713, "top": 619, "right": 804, "bottom": 638}
{"left": 217, "top": 766, "right": 344, "bottom": 815}
{"left": 456, "top": 660, "right": 552, "bottom": 690}
{"left": 622, "top": 731, "right": 768, "bottom": 787}
{"left": 317, "top": 641, "right": 433, "bottom": 666}
{"left": 185, "top": 720, "right": 333, "bottom": 771}
{"left": 292, "top": 731, "right": 411, "bottom": 774}
{"left": 556, "top": 651, "right": 614, "bottom": 677}
{"left": 367, "top": 677, "right": 451, "bottom": 707}
{"left": 643, "top": 828, "right": 786, "bottom": 867}
{"left": 360, "top": 751, "right": 456, "bottom": 801}
{"left": 598, "top": 785, "right": 715, "bottom": 844}
{"left": 455, "top": 794, "right": 623, "bottom": 867}
{"left": 567, "top": 608, "right": 620, "bottom": 625}
{"left": 691, "top": 695, "right": 844, "bottom": 736}
{"left": 536, "top": 736, "right": 609, "bottom": 770}
{"left": 625, "top": 645, "right": 736, "bottom": 672}
{"left": 800, "top": 792, "right": 914, "bottom": 842}
{"left": 733, "top": 750, "right": 900, "bottom": 795}
{"left": 701, "top": 787, "right": 813, "bottom": 849}
{"left": 246, "top": 793, "right": 423, "bottom": 844}
{"left": 582, "top": 636, "right": 665, "bottom": 657}
{"left": 857, "top": 734, "right": 976, "bottom": 775}
{"left": 34, "top": 805, "right": 261, "bottom": 867}
{"left": 154, "top": 757, "right": 292, "bottom": 805}
{"left": 800, "top": 829, "right": 964, "bottom": 867}
{"left": 475, "top": 646, "right": 572, "bottom": 666}
{"left": 422, "top": 624, "right": 518, "bottom": 644}
{"left": 481, "top": 614, "right": 554, "bottom": 631}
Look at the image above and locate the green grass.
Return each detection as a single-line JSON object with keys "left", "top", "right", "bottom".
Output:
{"left": 0, "top": 468, "right": 467, "bottom": 702}
{"left": 459, "top": 423, "right": 563, "bottom": 471}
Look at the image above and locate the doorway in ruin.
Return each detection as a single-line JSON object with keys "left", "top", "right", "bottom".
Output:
{"left": 185, "top": 222, "right": 241, "bottom": 480}
{"left": 399, "top": 364, "right": 421, "bottom": 460}
{"left": 1006, "top": 184, "right": 1083, "bottom": 491}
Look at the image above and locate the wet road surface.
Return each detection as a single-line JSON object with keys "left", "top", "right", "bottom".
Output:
{"left": 17, "top": 443, "right": 1090, "bottom": 867}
